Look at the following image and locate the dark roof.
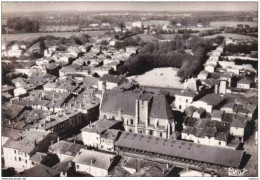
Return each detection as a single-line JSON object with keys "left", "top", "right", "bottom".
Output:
{"left": 101, "top": 129, "right": 120, "bottom": 140}
{"left": 198, "top": 93, "right": 224, "bottom": 106}
{"left": 52, "top": 158, "right": 74, "bottom": 173}
{"left": 30, "top": 152, "right": 47, "bottom": 163}
{"left": 48, "top": 140, "right": 87, "bottom": 157}
{"left": 3, "top": 102, "right": 25, "bottom": 119}
{"left": 212, "top": 110, "right": 224, "bottom": 119}
{"left": 99, "top": 74, "right": 127, "bottom": 84}
{"left": 2, "top": 127, "right": 24, "bottom": 140}
{"left": 238, "top": 78, "right": 252, "bottom": 85}
{"left": 14, "top": 164, "right": 59, "bottom": 177}
{"left": 3, "top": 130, "right": 56, "bottom": 154}
{"left": 101, "top": 90, "right": 174, "bottom": 119}
{"left": 81, "top": 119, "right": 120, "bottom": 134}
{"left": 231, "top": 117, "right": 246, "bottom": 128}
{"left": 115, "top": 131, "right": 243, "bottom": 168}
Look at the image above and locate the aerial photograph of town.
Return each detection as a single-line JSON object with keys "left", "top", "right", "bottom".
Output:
{"left": 1, "top": 1, "right": 258, "bottom": 177}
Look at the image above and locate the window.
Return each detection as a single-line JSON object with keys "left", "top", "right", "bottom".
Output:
{"left": 149, "top": 130, "right": 153, "bottom": 136}
{"left": 19, "top": 157, "right": 21, "bottom": 161}
{"left": 14, "top": 150, "right": 16, "bottom": 154}
{"left": 25, "top": 160, "right": 27, "bottom": 164}
{"left": 32, "top": 162, "right": 35, "bottom": 165}
{"left": 129, "top": 129, "right": 132, "bottom": 133}
{"left": 130, "top": 119, "right": 134, "bottom": 125}
{"left": 76, "top": 165, "right": 79, "bottom": 169}
{"left": 219, "top": 142, "right": 221, "bottom": 145}
{"left": 179, "top": 105, "right": 182, "bottom": 109}
{"left": 160, "top": 132, "right": 163, "bottom": 137}
{"left": 14, "top": 157, "right": 17, "bottom": 161}
{"left": 186, "top": 99, "right": 188, "bottom": 103}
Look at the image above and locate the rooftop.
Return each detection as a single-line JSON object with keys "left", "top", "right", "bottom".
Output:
{"left": 81, "top": 119, "right": 120, "bottom": 134}
{"left": 115, "top": 131, "right": 243, "bottom": 168}
{"left": 73, "top": 149, "right": 116, "bottom": 170}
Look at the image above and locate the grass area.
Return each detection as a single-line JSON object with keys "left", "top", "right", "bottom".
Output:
{"left": 128, "top": 67, "right": 184, "bottom": 89}
{"left": 132, "top": 34, "right": 159, "bottom": 42}
{"left": 2, "top": 31, "right": 106, "bottom": 43}
{"left": 210, "top": 21, "right": 258, "bottom": 28}
{"left": 202, "top": 33, "right": 258, "bottom": 41}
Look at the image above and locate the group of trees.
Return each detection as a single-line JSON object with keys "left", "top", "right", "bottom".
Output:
{"left": 224, "top": 42, "right": 258, "bottom": 55}
{"left": 115, "top": 36, "right": 142, "bottom": 50}
{"left": 198, "top": 29, "right": 222, "bottom": 37}
{"left": 6, "top": 17, "right": 40, "bottom": 33}
{"left": 118, "top": 35, "right": 214, "bottom": 79}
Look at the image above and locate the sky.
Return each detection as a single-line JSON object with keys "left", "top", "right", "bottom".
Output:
{"left": 2, "top": 1, "right": 258, "bottom": 13}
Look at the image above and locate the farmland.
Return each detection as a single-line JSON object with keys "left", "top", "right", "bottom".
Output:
{"left": 202, "top": 33, "right": 258, "bottom": 41}
{"left": 210, "top": 21, "right": 258, "bottom": 28}
{"left": 2, "top": 31, "right": 106, "bottom": 43}
{"left": 128, "top": 67, "right": 184, "bottom": 89}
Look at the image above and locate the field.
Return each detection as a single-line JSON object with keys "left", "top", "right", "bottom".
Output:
{"left": 143, "top": 20, "right": 170, "bottom": 26}
{"left": 2, "top": 31, "right": 106, "bottom": 43}
{"left": 202, "top": 33, "right": 258, "bottom": 41}
{"left": 132, "top": 34, "right": 159, "bottom": 42}
{"left": 128, "top": 67, "right": 184, "bottom": 89}
{"left": 210, "top": 21, "right": 258, "bottom": 28}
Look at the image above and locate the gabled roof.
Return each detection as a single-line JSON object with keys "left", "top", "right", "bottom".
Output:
{"left": 115, "top": 131, "right": 243, "bottom": 168}
{"left": 175, "top": 89, "right": 197, "bottom": 98}
{"left": 81, "top": 119, "right": 120, "bottom": 134}
{"left": 48, "top": 140, "right": 87, "bottom": 157}
{"left": 198, "top": 93, "right": 224, "bottom": 106}
{"left": 101, "top": 90, "right": 174, "bottom": 119}
{"left": 231, "top": 117, "right": 246, "bottom": 128}
{"left": 73, "top": 149, "right": 116, "bottom": 170}
{"left": 99, "top": 74, "right": 127, "bottom": 84}
{"left": 237, "top": 78, "right": 252, "bottom": 85}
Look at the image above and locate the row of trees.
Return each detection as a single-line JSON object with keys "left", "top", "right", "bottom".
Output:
{"left": 6, "top": 17, "right": 40, "bottom": 33}
{"left": 114, "top": 36, "right": 142, "bottom": 50}
{"left": 224, "top": 42, "right": 258, "bottom": 55}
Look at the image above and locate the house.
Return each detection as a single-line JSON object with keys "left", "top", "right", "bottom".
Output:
{"left": 81, "top": 119, "right": 121, "bottom": 148}
{"left": 204, "top": 64, "right": 216, "bottom": 73}
{"left": 2, "top": 130, "right": 58, "bottom": 171}
{"left": 48, "top": 140, "right": 87, "bottom": 162}
{"left": 52, "top": 159, "right": 76, "bottom": 177}
{"left": 237, "top": 78, "right": 252, "bottom": 89}
{"left": 100, "top": 129, "right": 121, "bottom": 151}
{"left": 191, "top": 93, "right": 225, "bottom": 113}
{"left": 174, "top": 89, "right": 197, "bottom": 112}
{"left": 197, "top": 70, "right": 209, "bottom": 80}
{"left": 98, "top": 74, "right": 128, "bottom": 91}
{"left": 73, "top": 149, "right": 117, "bottom": 176}
{"left": 211, "top": 110, "right": 224, "bottom": 121}
{"left": 193, "top": 108, "right": 206, "bottom": 119}
{"left": 30, "top": 152, "right": 59, "bottom": 167}
{"left": 230, "top": 117, "right": 246, "bottom": 142}
{"left": 2, "top": 102, "right": 27, "bottom": 120}
{"left": 219, "top": 73, "right": 233, "bottom": 87}
{"left": 2, "top": 127, "right": 24, "bottom": 146}
{"left": 100, "top": 91, "right": 175, "bottom": 138}
{"left": 132, "top": 21, "right": 142, "bottom": 28}
{"left": 14, "top": 164, "right": 60, "bottom": 177}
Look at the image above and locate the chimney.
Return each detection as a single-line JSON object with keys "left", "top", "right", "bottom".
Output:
{"left": 51, "top": 140, "right": 53, "bottom": 145}
{"left": 57, "top": 137, "right": 60, "bottom": 142}
{"left": 68, "top": 162, "right": 72, "bottom": 168}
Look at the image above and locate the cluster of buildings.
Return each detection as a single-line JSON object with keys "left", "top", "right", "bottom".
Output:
{"left": 1, "top": 35, "right": 258, "bottom": 177}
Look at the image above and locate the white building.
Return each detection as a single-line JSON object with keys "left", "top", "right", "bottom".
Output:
{"left": 230, "top": 117, "right": 246, "bottom": 142}
{"left": 2, "top": 130, "right": 57, "bottom": 172}
{"left": 174, "top": 89, "right": 197, "bottom": 112}
{"left": 237, "top": 78, "right": 252, "bottom": 89}
{"left": 132, "top": 21, "right": 142, "bottom": 28}
{"left": 73, "top": 149, "right": 117, "bottom": 176}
